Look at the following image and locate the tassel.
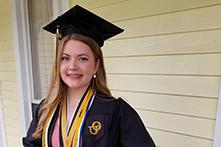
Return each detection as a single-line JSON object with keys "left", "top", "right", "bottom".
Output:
{"left": 55, "top": 25, "right": 61, "bottom": 58}
{"left": 54, "top": 25, "right": 62, "bottom": 77}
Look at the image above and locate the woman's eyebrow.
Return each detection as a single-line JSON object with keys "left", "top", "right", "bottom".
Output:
{"left": 61, "top": 53, "right": 70, "bottom": 56}
{"left": 77, "top": 53, "right": 89, "bottom": 57}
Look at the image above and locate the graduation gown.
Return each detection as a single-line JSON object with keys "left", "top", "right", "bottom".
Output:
{"left": 23, "top": 92, "right": 156, "bottom": 147}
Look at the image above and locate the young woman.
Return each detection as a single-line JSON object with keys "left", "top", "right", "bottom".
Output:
{"left": 23, "top": 5, "right": 156, "bottom": 147}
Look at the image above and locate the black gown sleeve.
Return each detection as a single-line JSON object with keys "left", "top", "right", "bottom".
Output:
{"left": 22, "top": 102, "right": 43, "bottom": 147}
{"left": 117, "top": 98, "right": 156, "bottom": 147}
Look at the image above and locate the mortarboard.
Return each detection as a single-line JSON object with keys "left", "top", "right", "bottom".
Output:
{"left": 43, "top": 5, "right": 124, "bottom": 47}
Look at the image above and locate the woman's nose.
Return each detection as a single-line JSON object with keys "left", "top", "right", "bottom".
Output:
{"left": 69, "top": 59, "right": 79, "bottom": 70}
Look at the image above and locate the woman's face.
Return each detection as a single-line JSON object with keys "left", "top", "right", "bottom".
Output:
{"left": 60, "top": 39, "right": 99, "bottom": 91}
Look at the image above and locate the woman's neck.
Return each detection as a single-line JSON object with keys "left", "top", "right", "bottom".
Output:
{"left": 67, "top": 85, "right": 90, "bottom": 107}
{"left": 68, "top": 88, "right": 86, "bottom": 101}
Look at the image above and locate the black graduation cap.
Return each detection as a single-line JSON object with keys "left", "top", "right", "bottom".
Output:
{"left": 43, "top": 5, "right": 124, "bottom": 47}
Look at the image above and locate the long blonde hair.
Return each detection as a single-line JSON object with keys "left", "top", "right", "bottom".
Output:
{"left": 33, "top": 34, "right": 111, "bottom": 138}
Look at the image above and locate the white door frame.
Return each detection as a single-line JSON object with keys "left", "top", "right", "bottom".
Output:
{"left": 11, "top": 0, "right": 69, "bottom": 135}
{"left": 0, "top": 96, "right": 6, "bottom": 147}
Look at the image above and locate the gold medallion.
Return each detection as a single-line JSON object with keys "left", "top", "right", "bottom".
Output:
{"left": 88, "top": 121, "right": 102, "bottom": 135}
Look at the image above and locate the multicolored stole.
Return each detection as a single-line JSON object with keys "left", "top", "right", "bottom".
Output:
{"left": 42, "top": 87, "right": 95, "bottom": 147}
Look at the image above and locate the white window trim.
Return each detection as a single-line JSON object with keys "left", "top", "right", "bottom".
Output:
{"left": 11, "top": 0, "right": 69, "bottom": 135}
{"left": 0, "top": 97, "right": 6, "bottom": 147}
{"left": 11, "top": 0, "right": 34, "bottom": 136}
{"left": 213, "top": 86, "right": 221, "bottom": 147}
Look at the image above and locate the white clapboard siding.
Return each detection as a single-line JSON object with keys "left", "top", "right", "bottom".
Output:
{"left": 4, "top": 118, "right": 21, "bottom": 130}
{"left": 0, "top": 0, "right": 10, "bottom": 13}
{"left": 0, "top": 41, "right": 13, "bottom": 52}
{"left": 103, "top": 30, "right": 221, "bottom": 57}
{"left": 112, "top": 90, "right": 217, "bottom": 119}
{"left": 0, "top": 82, "right": 18, "bottom": 92}
{"left": 137, "top": 109, "right": 215, "bottom": 139}
{"left": 3, "top": 108, "right": 21, "bottom": 121}
{"left": 0, "top": 51, "right": 15, "bottom": 62}
{"left": 5, "top": 126, "right": 21, "bottom": 139}
{"left": 0, "top": 72, "right": 16, "bottom": 82}
{"left": 114, "top": 5, "right": 221, "bottom": 39}
{"left": 0, "top": 62, "right": 16, "bottom": 72}
{"left": 92, "top": 0, "right": 221, "bottom": 21}
{"left": 105, "top": 54, "right": 221, "bottom": 75}
{"left": 2, "top": 99, "right": 20, "bottom": 112}
{"left": 108, "top": 74, "right": 220, "bottom": 98}
{"left": 0, "top": 28, "right": 12, "bottom": 41}
{"left": 0, "top": 20, "right": 11, "bottom": 32}
{"left": 1, "top": 91, "right": 20, "bottom": 102}
{"left": 73, "top": 0, "right": 125, "bottom": 9}
{"left": 6, "top": 135, "right": 21, "bottom": 147}
{"left": 149, "top": 128, "right": 213, "bottom": 147}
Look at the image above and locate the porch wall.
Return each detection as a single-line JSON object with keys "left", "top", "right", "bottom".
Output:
{"left": 0, "top": 0, "right": 22, "bottom": 146}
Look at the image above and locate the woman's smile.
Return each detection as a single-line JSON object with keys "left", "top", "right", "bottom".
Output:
{"left": 67, "top": 73, "right": 82, "bottom": 79}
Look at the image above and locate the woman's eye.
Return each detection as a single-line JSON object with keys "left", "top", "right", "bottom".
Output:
{"left": 79, "top": 57, "right": 88, "bottom": 62}
{"left": 61, "top": 56, "right": 69, "bottom": 61}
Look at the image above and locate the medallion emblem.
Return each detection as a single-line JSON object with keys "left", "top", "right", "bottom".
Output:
{"left": 88, "top": 121, "right": 102, "bottom": 135}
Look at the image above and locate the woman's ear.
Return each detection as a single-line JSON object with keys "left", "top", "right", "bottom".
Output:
{"left": 94, "top": 59, "right": 100, "bottom": 73}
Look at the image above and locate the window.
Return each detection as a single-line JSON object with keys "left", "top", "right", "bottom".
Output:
{"left": 28, "top": 0, "right": 55, "bottom": 101}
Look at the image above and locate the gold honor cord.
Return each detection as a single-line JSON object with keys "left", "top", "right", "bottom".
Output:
{"left": 61, "top": 88, "right": 94, "bottom": 147}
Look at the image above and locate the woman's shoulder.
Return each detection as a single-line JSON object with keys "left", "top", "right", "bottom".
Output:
{"left": 95, "top": 91, "right": 131, "bottom": 105}
{"left": 94, "top": 92, "right": 124, "bottom": 107}
{"left": 32, "top": 99, "right": 46, "bottom": 120}
{"left": 92, "top": 92, "right": 134, "bottom": 115}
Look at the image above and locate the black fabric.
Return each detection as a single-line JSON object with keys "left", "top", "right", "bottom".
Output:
{"left": 22, "top": 101, "right": 43, "bottom": 147}
{"left": 48, "top": 104, "right": 60, "bottom": 147}
{"left": 43, "top": 5, "right": 124, "bottom": 47}
{"left": 22, "top": 93, "right": 156, "bottom": 147}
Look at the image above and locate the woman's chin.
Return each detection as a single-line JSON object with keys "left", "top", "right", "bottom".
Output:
{"left": 66, "top": 82, "right": 90, "bottom": 91}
